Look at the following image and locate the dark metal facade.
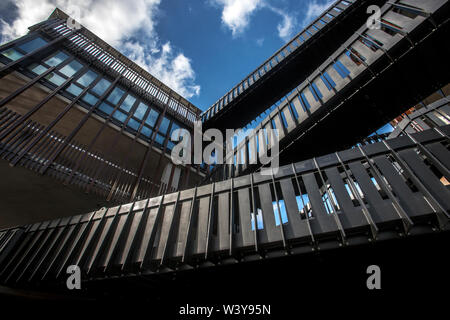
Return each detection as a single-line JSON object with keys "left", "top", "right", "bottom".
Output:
{"left": 0, "top": 125, "right": 449, "bottom": 286}
{"left": 203, "top": 0, "right": 450, "bottom": 183}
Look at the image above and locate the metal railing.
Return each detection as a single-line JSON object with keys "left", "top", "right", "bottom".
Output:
{"left": 0, "top": 125, "right": 449, "bottom": 285}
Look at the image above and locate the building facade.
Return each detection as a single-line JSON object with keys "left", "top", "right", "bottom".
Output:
{"left": 0, "top": 0, "right": 449, "bottom": 299}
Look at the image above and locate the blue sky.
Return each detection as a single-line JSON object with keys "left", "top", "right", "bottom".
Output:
{"left": 0, "top": 0, "right": 335, "bottom": 111}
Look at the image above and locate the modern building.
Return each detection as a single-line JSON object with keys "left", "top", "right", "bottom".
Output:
{"left": 0, "top": 0, "right": 449, "bottom": 303}
{"left": 0, "top": 8, "right": 207, "bottom": 228}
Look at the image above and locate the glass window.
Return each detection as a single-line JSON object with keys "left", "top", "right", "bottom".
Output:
{"left": 66, "top": 83, "right": 83, "bottom": 96}
{"left": 145, "top": 108, "right": 159, "bottom": 127}
{"left": 158, "top": 117, "right": 170, "bottom": 135}
{"left": 127, "top": 119, "right": 141, "bottom": 131}
{"left": 91, "top": 78, "right": 111, "bottom": 96}
{"left": 134, "top": 102, "right": 148, "bottom": 120}
{"left": 98, "top": 102, "right": 114, "bottom": 115}
{"left": 59, "top": 60, "right": 83, "bottom": 77}
{"left": 82, "top": 93, "right": 99, "bottom": 106}
{"left": 141, "top": 126, "right": 153, "bottom": 138}
{"left": 44, "top": 51, "right": 69, "bottom": 67}
{"left": 76, "top": 70, "right": 98, "bottom": 87}
{"left": 167, "top": 141, "right": 175, "bottom": 150}
{"left": 155, "top": 134, "right": 165, "bottom": 145}
{"left": 120, "top": 94, "right": 136, "bottom": 112}
{"left": 170, "top": 122, "right": 180, "bottom": 138}
{"left": 112, "top": 110, "right": 128, "bottom": 123}
{"left": 107, "top": 87, "right": 125, "bottom": 105}
{"left": 28, "top": 63, "right": 48, "bottom": 75}
{"left": 1, "top": 48, "right": 24, "bottom": 61}
{"left": 18, "top": 37, "right": 48, "bottom": 53}
{"left": 45, "top": 72, "right": 66, "bottom": 86}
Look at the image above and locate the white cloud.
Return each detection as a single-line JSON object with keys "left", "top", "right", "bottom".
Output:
{"left": 255, "top": 38, "right": 264, "bottom": 47}
{"left": 0, "top": 0, "right": 201, "bottom": 98}
{"left": 266, "top": 5, "right": 297, "bottom": 42}
{"left": 211, "top": 0, "right": 263, "bottom": 37}
{"left": 123, "top": 40, "right": 200, "bottom": 98}
{"left": 210, "top": 0, "right": 296, "bottom": 42}
{"left": 302, "top": 0, "right": 335, "bottom": 27}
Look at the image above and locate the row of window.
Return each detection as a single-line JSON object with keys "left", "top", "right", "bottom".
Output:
{"left": 202, "top": 0, "right": 352, "bottom": 122}
{"left": 0, "top": 36, "right": 185, "bottom": 152}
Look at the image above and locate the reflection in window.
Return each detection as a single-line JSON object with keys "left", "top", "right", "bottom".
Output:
{"left": 18, "top": 37, "right": 48, "bottom": 53}
{"left": 98, "top": 102, "right": 114, "bottom": 115}
{"left": 44, "top": 51, "right": 69, "bottom": 67}
{"left": 112, "top": 110, "right": 127, "bottom": 123}
{"left": 76, "top": 70, "right": 98, "bottom": 87}
{"left": 155, "top": 134, "right": 165, "bottom": 145}
{"left": 159, "top": 117, "right": 170, "bottom": 135}
{"left": 28, "top": 63, "right": 48, "bottom": 75}
{"left": 120, "top": 94, "right": 136, "bottom": 112}
{"left": 107, "top": 87, "right": 125, "bottom": 105}
{"left": 82, "top": 93, "right": 99, "bottom": 106}
{"left": 145, "top": 108, "right": 159, "bottom": 128}
{"left": 45, "top": 72, "right": 66, "bottom": 86}
{"left": 127, "top": 119, "right": 141, "bottom": 131}
{"left": 1, "top": 48, "right": 24, "bottom": 61}
{"left": 91, "top": 78, "right": 111, "bottom": 96}
{"left": 134, "top": 102, "right": 148, "bottom": 120}
{"left": 59, "top": 60, "right": 83, "bottom": 77}
{"left": 66, "top": 83, "right": 83, "bottom": 96}
{"left": 169, "top": 122, "right": 180, "bottom": 140}
{"left": 141, "top": 126, "right": 152, "bottom": 137}
{"left": 167, "top": 141, "right": 175, "bottom": 150}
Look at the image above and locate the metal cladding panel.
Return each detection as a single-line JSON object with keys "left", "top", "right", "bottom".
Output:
{"left": 324, "top": 167, "right": 369, "bottom": 230}
{"left": 173, "top": 200, "right": 193, "bottom": 258}
{"left": 373, "top": 156, "right": 433, "bottom": 219}
{"left": 236, "top": 188, "right": 255, "bottom": 249}
{"left": 399, "top": 149, "right": 450, "bottom": 211}
{"left": 302, "top": 173, "right": 339, "bottom": 236}
{"left": 347, "top": 161, "right": 400, "bottom": 225}
{"left": 279, "top": 178, "right": 313, "bottom": 242}
{"left": 257, "top": 183, "right": 283, "bottom": 245}
{"left": 194, "top": 196, "right": 210, "bottom": 255}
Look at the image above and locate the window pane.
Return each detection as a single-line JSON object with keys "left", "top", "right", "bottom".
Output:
{"left": 1, "top": 48, "right": 24, "bottom": 61}
{"left": 155, "top": 134, "right": 165, "bottom": 145}
{"left": 44, "top": 51, "right": 69, "bottom": 67}
{"left": 28, "top": 63, "right": 48, "bottom": 75}
{"left": 66, "top": 83, "right": 83, "bottom": 96}
{"left": 134, "top": 102, "right": 148, "bottom": 120}
{"left": 76, "top": 70, "right": 98, "bottom": 87}
{"left": 167, "top": 141, "right": 175, "bottom": 150}
{"left": 91, "top": 78, "right": 111, "bottom": 96}
{"left": 141, "top": 126, "right": 153, "bottom": 138}
{"left": 145, "top": 108, "right": 159, "bottom": 127}
{"left": 127, "top": 119, "right": 140, "bottom": 131}
{"left": 170, "top": 122, "right": 180, "bottom": 139}
{"left": 45, "top": 72, "right": 66, "bottom": 86}
{"left": 113, "top": 110, "right": 127, "bottom": 123}
{"left": 98, "top": 102, "right": 114, "bottom": 115}
{"left": 158, "top": 117, "right": 170, "bottom": 135}
{"left": 107, "top": 87, "right": 125, "bottom": 105}
{"left": 59, "top": 60, "right": 83, "bottom": 77}
{"left": 82, "top": 93, "right": 99, "bottom": 106}
{"left": 120, "top": 94, "right": 136, "bottom": 112}
{"left": 18, "top": 37, "right": 48, "bottom": 53}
